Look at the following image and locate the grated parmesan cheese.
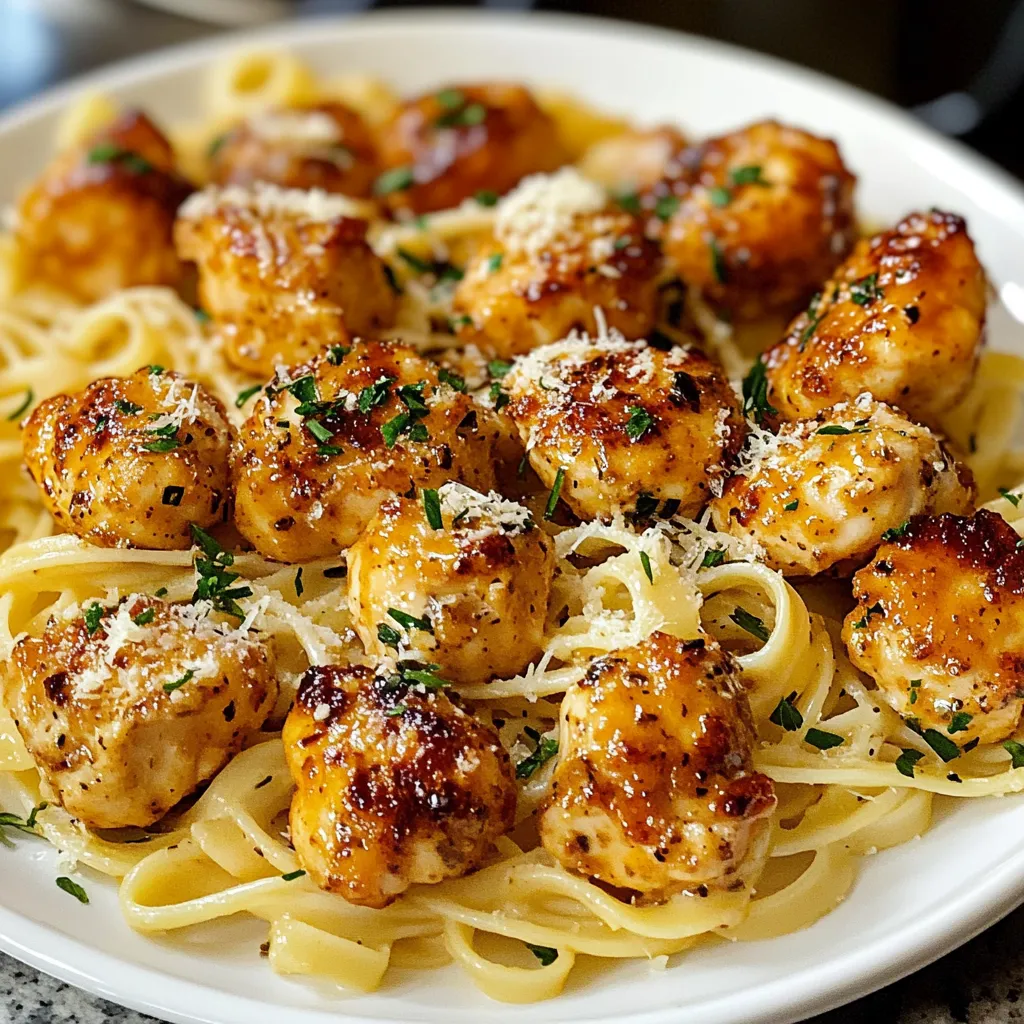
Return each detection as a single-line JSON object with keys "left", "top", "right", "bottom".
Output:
{"left": 178, "top": 182, "right": 365, "bottom": 225}
{"left": 247, "top": 110, "right": 343, "bottom": 147}
{"left": 438, "top": 482, "right": 533, "bottom": 534}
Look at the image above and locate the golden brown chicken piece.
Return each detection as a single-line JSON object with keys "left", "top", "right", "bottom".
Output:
{"left": 504, "top": 328, "right": 745, "bottom": 520}
{"left": 451, "top": 168, "right": 663, "bottom": 359}
{"left": 375, "top": 82, "right": 568, "bottom": 215}
{"left": 576, "top": 126, "right": 689, "bottom": 193}
{"left": 710, "top": 395, "right": 976, "bottom": 577}
{"left": 643, "top": 120, "right": 855, "bottom": 320}
{"left": 23, "top": 367, "right": 232, "bottom": 549}
{"left": 763, "top": 209, "right": 987, "bottom": 424}
{"left": 844, "top": 509, "right": 1024, "bottom": 748}
{"left": 347, "top": 483, "right": 556, "bottom": 684}
{"left": 283, "top": 663, "right": 516, "bottom": 908}
{"left": 14, "top": 109, "right": 191, "bottom": 302}
{"left": 3, "top": 595, "right": 276, "bottom": 829}
{"left": 174, "top": 182, "right": 396, "bottom": 377}
{"left": 208, "top": 101, "right": 379, "bottom": 198}
{"left": 232, "top": 341, "right": 503, "bottom": 561}
{"left": 540, "top": 632, "right": 775, "bottom": 902}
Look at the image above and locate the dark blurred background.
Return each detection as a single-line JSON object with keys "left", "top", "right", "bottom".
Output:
{"left": 4, "top": 0, "right": 1024, "bottom": 181}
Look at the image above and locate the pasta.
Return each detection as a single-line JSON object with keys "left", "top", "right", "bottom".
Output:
{"left": 1, "top": 49, "right": 1023, "bottom": 1007}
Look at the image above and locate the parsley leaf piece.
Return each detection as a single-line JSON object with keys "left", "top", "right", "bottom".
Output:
{"left": 422, "top": 488, "right": 443, "bottom": 530}
{"left": 377, "top": 622, "right": 402, "bottom": 649}
{"left": 6, "top": 388, "right": 33, "bottom": 421}
{"left": 544, "top": 468, "right": 565, "bottom": 521}
{"left": 189, "top": 524, "right": 250, "bottom": 619}
{"left": 326, "top": 345, "right": 350, "bottom": 366}
{"left": 55, "top": 876, "right": 89, "bottom": 904}
{"left": 769, "top": 692, "right": 803, "bottom": 731}
{"left": 305, "top": 419, "right": 334, "bottom": 444}
{"left": 516, "top": 733, "right": 559, "bottom": 779}
{"left": 86, "top": 143, "right": 152, "bottom": 174}
{"left": 281, "top": 869, "right": 306, "bottom": 882}
{"left": 895, "top": 748, "right": 924, "bottom": 778}
{"left": 488, "top": 360, "right": 513, "bottom": 379}
{"left": 388, "top": 608, "right": 433, "bottom": 633}
{"left": 402, "top": 666, "right": 450, "bottom": 690}
{"left": 163, "top": 669, "right": 194, "bottom": 694}
{"left": 115, "top": 399, "right": 143, "bottom": 416}
{"left": 654, "top": 194, "right": 680, "bottom": 221}
{"left": 640, "top": 550, "right": 654, "bottom": 583}
{"left": 132, "top": 608, "right": 155, "bottom": 626}
{"left": 741, "top": 360, "right": 777, "bottom": 425}
{"left": 999, "top": 488, "right": 1021, "bottom": 507}
{"left": 708, "top": 185, "right": 731, "bottom": 207}
{"left": 709, "top": 237, "right": 728, "bottom": 283}
{"left": 922, "top": 728, "right": 961, "bottom": 763}
{"left": 816, "top": 424, "right": 867, "bottom": 436}
{"left": 881, "top": 520, "right": 911, "bottom": 542}
{"left": 396, "top": 247, "right": 434, "bottom": 275}
{"left": 624, "top": 405, "right": 654, "bottom": 441}
{"left": 475, "top": 189, "right": 499, "bottom": 207}
{"left": 850, "top": 272, "right": 883, "bottom": 306}
{"left": 613, "top": 190, "right": 641, "bottom": 215}
{"left": 385, "top": 704, "right": 407, "bottom": 717}
{"left": 1003, "top": 739, "right": 1024, "bottom": 768}
{"left": 358, "top": 376, "right": 397, "bottom": 414}
{"left": 161, "top": 485, "right": 184, "bottom": 507}
{"left": 142, "top": 435, "right": 182, "bottom": 453}
{"left": 730, "top": 606, "right": 770, "bottom": 643}
{"left": 730, "top": 165, "right": 765, "bottom": 186}
{"left": 438, "top": 368, "right": 467, "bottom": 392}
{"left": 235, "top": 384, "right": 262, "bottom": 408}
{"left": 947, "top": 711, "right": 973, "bottom": 734}
{"left": 700, "top": 548, "right": 726, "bottom": 569}
{"left": 486, "top": 252, "right": 504, "bottom": 273}
{"left": 525, "top": 943, "right": 559, "bottom": 966}
{"left": 783, "top": 499, "right": 799, "bottom": 511}
{"left": 84, "top": 602, "right": 105, "bottom": 634}
{"left": 805, "top": 728, "right": 844, "bottom": 750}
{"left": 374, "top": 165, "right": 414, "bottom": 196}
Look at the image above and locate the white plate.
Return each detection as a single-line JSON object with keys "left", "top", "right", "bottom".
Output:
{"left": 3, "top": 11, "right": 1024, "bottom": 1024}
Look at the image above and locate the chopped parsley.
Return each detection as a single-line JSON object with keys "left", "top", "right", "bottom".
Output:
{"left": 84, "top": 602, "right": 104, "bottom": 634}
{"left": 640, "top": 550, "right": 653, "bottom": 583}
{"left": 947, "top": 711, "right": 973, "bottom": 734}
{"left": 525, "top": 943, "right": 558, "bottom": 966}
{"left": 358, "top": 375, "right": 397, "bottom": 414}
{"left": 488, "top": 360, "right": 513, "bottom": 379}
{"left": 6, "top": 388, "right": 33, "bottom": 421}
{"left": 1003, "top": 739, "right": 1024, "bottom": 768}
{"left": 0, "top": 804, "right": 47, "bottom": 845}
{"left": 613, "top": 190, "right": 641, "bottom": 215}
{"left": 385, "top": 705, "right": 407, "bottom": 717}
{"left": 922, "top": 728, "right": 960, "bottom": 763}
{"left": 163, "top": 669, "right": 194, "bottom": 694}
{"left": 730, "top": 606, "right": 770, "bottom": 643}
{"left": 850, "top": 272, "right": 883, "bottom": 307}
{"left": 999, "top": 488, "right": 1021, "bottom": 507}
{"left": 624, "top": 405, "right": 654, "bottom": 441}
{"left": 147, "top": 365, "right": 165, "bottom": 375}
{"left": 729, "top": 165, "right": 765, "bottom": 186}
{"left": 142, "top": 424, "right": 183, "bottom": 453}
{"left": 741, "top": 360, "right": 777, "bottom": 425}
{"left": 326, "top": 345, "right": 351, "bottom": 366}
{"left": 86, "top": 143, "right": 152, "bottom": 175}
{"left": 381, "top": 381, "right": 431, "bottom": 448}
{"left": 654, "top": 194, "right": 680, "bottom": 221}
{"left": 55, "top": 876, "right": 89, "bottom": 904}
{"left": 374, "top": 165, "right": 414, "bottom": 196}
{"left": 305, "top": 419, "right": 334, "bottom": 444}
{"left": 475, "top": 189, "right": 499, "bottom": 207}
{"left": 235, "top": 384, "right": 262, "bottom": 408}
{"left": 281, "top": 869, "right": 306, "bottom": 882}
{"left": 909, "top": 678, "right": 921, "bottom": 705}
{"left": 881, "top": 521, "right": 911, "bottom": 542}
{"left": 708, "top": 185, "right": 731, "bottom": 208}
{"left": 770, "top": 693, "right": 803, "bottom": 731}
{"left": 798, "top": 293, "right": 825, "bottom": 349}
{"left": 783, "top": 499, "right": 799, "bottom": 511}
{"left": 399, "top": 665, "right": 450, "bottom": 691}
{"left": 851, "top": 602, "right": 884, "bottom": 630}
{"left": 709, "top": 237, "right": 728, "bottom": 284}
{"left": 700, "top": 548, "right": 726, "bottom": 569}
{"left": 438, "top": 368, "right": 467, "bottom": 392}
{"left": 388, "top": 608, "right": 433, "bottom": 634}
{"left": 544, "top": 468, "right": 565, "bottom": 521}
{"left": 190, "top": 524, "right": 252, "bottom": 619}
{"left": 805, "top": 728, "right": 844, "bottom": 750}
{"left": 516, "top": 727, "right": 559, "bottom": 779}
{"left": 132, "top": 608, "right": 155, "bottom": 626}
{"left": 422, "top": 488, "right": 443, "bottom": 530}
{"left": 161, "top": 485, "right": 184, "bottom": 507}
{"left": 816, "top": 424, "right": 869, "bottom": 436}
{"left": 895, "top": 748, "right": 924, "bottom": 778}
{"left": 486, "top": 252, "right": 504, "bottom": 273}
{"left": 377, "top": 622, "right": 402, "bottom": 649}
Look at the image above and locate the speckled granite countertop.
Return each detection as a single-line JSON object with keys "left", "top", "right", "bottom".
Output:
{"left": 3, "top": 905, "right": 1024, "bottom": 1024}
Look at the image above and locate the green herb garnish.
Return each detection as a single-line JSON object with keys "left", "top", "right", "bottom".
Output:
{"left": 770, "top": 693, "right": 803, "bottom": 731}
{"left": 624, "top": 405, "right": 654, "bottom": 441}
{"left": 805, "top": 728, "right": 844, "bottom": 750}
{"left": 55, "top": 876, "right": 89, "bottom": 904}
{"left": 423, "top": 488, "right": 443, "bottom": 530}
{"left": 544, "top": 468, "right": 565, "bottom": 521}
{"left": 730, "top": 607, "right": 770, "bottom": 643}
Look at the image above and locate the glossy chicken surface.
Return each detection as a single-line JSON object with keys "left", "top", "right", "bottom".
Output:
{"left": 23, "top": 367, "right": 232, "bottom": 549}
{"left": 347, "top": 483, "right": 555, "bottom": 684}
{"left": 232, "top": 341, "right": 503, "bottom": 561}
{"left": 15, "top": 109, "right": 191, "bottom": 302}
{"left": 540, "top": 632, "right": 775, "bottom": 901}
{"left": 3, "top": 596, "right": 276, "bottom": 829}
{"left": 284, "top": 663, "right": 516, "bottom": 907}
{"left": 505, "top": 329, "right": 745, "bottom": 520}
{"left": 174, "top": 182, "right": 396, "bottom": 376}
{"left": 763, "top": 209, "right": 987, "bottom": 424}
{"left": 710, "top": 395, "right": 976, "bottom": 577}
{"left": 844, "top": 509, "right": 1024, "bottom": 746}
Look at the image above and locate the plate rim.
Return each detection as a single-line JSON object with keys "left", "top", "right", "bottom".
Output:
{"left": 2, "top": 9, "right": 1024, "bottom": 1024}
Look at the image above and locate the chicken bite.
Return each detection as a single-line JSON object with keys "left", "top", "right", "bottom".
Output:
{"left": 347, "top": 482, "right": 556, "bottom": 684}
{"left": 284, "top": 663, "right": 516, "bottom": 908}
{"left": 504, "top": 328, "right": 745, "bottom": 520}
{"left": 232, "top": 341, "right": 503, "bottom": 561}
{"left": 451, "top": 168, "right": 663, "bottom": 359}
{"left": 763, "top": 209, "right": 987, "bottom": 424}
{"left": 709, "top": 395, "right": 976, "bottom": 577}
{"left": 14, "top": 109, "right": 191, "bottom": 302}
{"left": 647, "top": 120, "right": 856, "bottom": 320}
{"left": 2, "top": 595, "right": 276, "bottom": 829}
{"left": 23, "top": 366, "right": 232, "bottom": 549}
{"left": 208, "top": 101, "right": 379, "bottom": 197}
{"left": 540, "top": 632, "right": 775, "bottom": 902}
{"left": 375, "top": 82, "right": 568, "bottom": 215}
{"left": 843, "top": 509, "right": 1024, "bottom": 747}
{"left": 174, "top": 182, "right": 396, "bottom": 377}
